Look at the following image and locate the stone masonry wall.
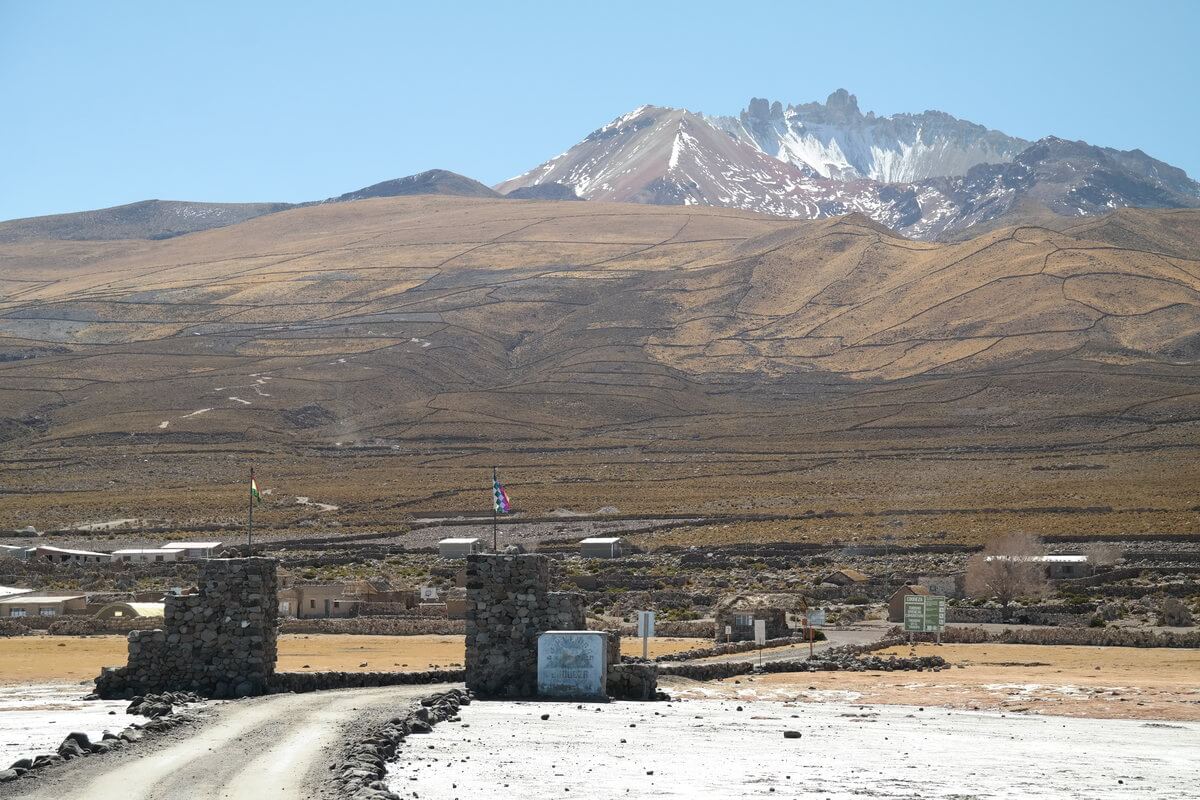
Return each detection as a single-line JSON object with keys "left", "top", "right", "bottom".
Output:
{"left": 96, "top": 558, "right": 278, "bottom": 698}
{"left": 464, "top": 554, "right": 585, "bottom": 698}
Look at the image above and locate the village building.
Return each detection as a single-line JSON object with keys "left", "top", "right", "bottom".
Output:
{"left": 0, "top": 594, "right": 88, "bottom": 617}
{"left": 94, "top": 601, "right": 165, "bottom": 619}
{"left": 984, "top": 554, "right": 1092, "bottom": 579}
{"left": 0, "top": 586, "right": 33, "bottom": 599}
{"left": 714, "top": 593, "right": 798, "bottom": 642}
{"left": 162, "top": 541, "right": 223, "bottom": 559}
{"left": 821, "top": 568, "right": 870, "bottom": 587}
{"left": 888, "top": 584, "right": 930, "bottom": 622}
{"left": 111, "top": 548, "right": 183, "bottom": 563}
{"left": 31, "top": 545, "right": 109, "bottom": 564}
{"left": 918, "top": 573, "right": 964, "bottom": 598}
{"left": 277, "top": 583, "right": 358, "bottom": 618}
{"left": 0, "top": 545, "right": 33, "bottom": 560}
{"left": 579, "top": 536, "right": 625, "bottom": 558}
{"left": 438, "top": 537, "right": 484, "bottom": 558}
{"left": 1042, "top": 554, "right": 1091, "bottom": 579}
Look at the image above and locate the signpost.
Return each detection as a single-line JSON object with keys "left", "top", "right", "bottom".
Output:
{"left": 636, "top": 610, "right": 656, "bottom": 660}
{"left": 903, "top": 594, "right": 947, "bottom": 644}
{"left": 754, "top": 619, "right": 767, "bottom": 666}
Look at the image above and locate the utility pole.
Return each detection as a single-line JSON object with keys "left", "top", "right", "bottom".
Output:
{"left": 248, "top": 466, "right": 254, "bottom": 554}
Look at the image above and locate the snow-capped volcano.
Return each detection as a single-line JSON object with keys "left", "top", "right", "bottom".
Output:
{"left": 710, "top": 89, "right": 1029, "bottom": 182}
{"left": 497, "top": 90, "right": 1200, "bottom": 239}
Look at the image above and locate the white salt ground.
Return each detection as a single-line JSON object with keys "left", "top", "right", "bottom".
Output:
{"left": 387, "top": 698, "right": 1199, "bottom": 799}
{"left": 0, "top": 684, "right": 143, "bottom": 767}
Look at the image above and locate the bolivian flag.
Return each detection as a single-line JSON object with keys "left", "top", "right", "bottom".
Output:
{"left": 492, "top": 468, "right": 511, "bottom": 514}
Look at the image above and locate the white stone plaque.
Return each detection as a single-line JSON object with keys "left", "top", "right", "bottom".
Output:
{"left": 537, "top": 631, "right": 607, "bottom": 700}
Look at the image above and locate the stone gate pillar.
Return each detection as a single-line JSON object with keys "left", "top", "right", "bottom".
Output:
{"left": 464, "top": 554, "right": 585, "bottom": 698}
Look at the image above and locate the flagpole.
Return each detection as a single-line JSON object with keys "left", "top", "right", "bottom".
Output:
{"left": 248, "top": 466, "right": 254, "bottom": 555}
{"left": 491, "top": 466, "right": 498, "bottom": 552}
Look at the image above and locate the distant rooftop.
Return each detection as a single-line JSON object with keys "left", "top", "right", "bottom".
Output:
{"left": 580, "top": 537, "right": 623, "bottom": 544}
{"left": 34, "top": 545, "right": 107, "bottom": 556}
{"left": 112, "top": 548, "right": 181, "bottom": 555}
{"left": 0, "top": 595, "right": 86, "bottom": 604}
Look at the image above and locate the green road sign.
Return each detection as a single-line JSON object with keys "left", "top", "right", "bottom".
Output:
{"left": 903, "top": 594, "right": 946, "bottom": 632}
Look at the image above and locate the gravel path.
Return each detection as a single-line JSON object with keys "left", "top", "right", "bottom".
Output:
{"left": 8, "top": 684, "right": 456, "bottom": 800}
{"left": 691, "top": 625, "right": 887, "bottom": 665}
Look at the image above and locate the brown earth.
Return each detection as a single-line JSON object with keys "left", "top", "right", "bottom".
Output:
{"left": 0, "top": 198, "right": 1197, "bottom": 546}
{"left": 669, "top": 642, "right": 1200, "bottom": 720}
{"left": 0, "top": 633, "right": 706, "bottom": 684}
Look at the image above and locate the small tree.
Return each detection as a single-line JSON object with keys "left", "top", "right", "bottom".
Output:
{"left": 1083, "top": 543, "right": 1122, "bottom": 569}
{"left": 965, "top": 532, "right": 1049, "bottom": 619}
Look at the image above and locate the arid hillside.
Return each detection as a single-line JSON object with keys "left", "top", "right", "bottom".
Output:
{"left": 0, "top": 198, "right": 1197, "bottom": 540}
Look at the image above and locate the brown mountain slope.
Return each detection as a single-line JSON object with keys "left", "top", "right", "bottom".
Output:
{"left": 0, "top": 198, "right": 1197, "bottom": 450}
{"left": 1, "top": 198, "right": 1198, "bottom": 541}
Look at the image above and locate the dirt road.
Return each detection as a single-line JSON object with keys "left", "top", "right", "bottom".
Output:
{"left": 692, "top": 625, "right": 886, "bottom": 665}
{"left": 9, "top": 684, "right": 454, "bottom": 800}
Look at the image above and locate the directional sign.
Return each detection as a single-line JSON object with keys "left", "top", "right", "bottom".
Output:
{"left": 753, "top": 619, "right": 767, "bottom": 645}
{"left": 903, "top": 594, "right": 946, "bottom": 632}
{"left": 636, "top": 610, "right": 656, "bottom": 638}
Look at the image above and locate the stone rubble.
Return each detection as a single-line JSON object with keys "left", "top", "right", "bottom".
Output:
{"left": 332, "top": 688, "right": 470, "bottom": 800}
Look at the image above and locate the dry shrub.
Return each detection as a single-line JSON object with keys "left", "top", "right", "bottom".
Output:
{"left": 0, "top": 619, "right": 29, "bottom": 637}
{"left": 966, "top": 532, "right": 1049, "bottom": 617}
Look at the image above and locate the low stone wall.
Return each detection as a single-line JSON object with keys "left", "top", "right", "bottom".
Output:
{"left": 269, "top": 669, "right": 464, "bottom": 693}
{"left": 280, "top": 617, "right": 464, "bottom": 636}
{"left": 659, "top": 651, "right": 945, "bottom": 682}
{"left": 947, "top": 607, "right": 1093, "bottom": 626}
{"left": 926, "top": 625, "right": 1200, "bottom": 648}
{"left": 650, "top": 633, "right": 825, "bottom": 663}
{"left": 616, "top": 619, "right": 715, "bottom": 638}
{"left": 607, "top": 663, "right": 659, "bottom": 700}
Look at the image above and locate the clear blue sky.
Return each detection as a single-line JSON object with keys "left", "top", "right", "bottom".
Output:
{"left": 2, "top": 0, "right": 1197, "bottom": 221}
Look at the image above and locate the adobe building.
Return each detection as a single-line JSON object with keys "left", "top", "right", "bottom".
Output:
{"left": 0, "top": 594, "right": 88, "bottom": 618}
{"left": 439, "top": 537, "right": 484, "bottom": 558}
{"left": 821, "top": 568, "right": 870, "bottom": 587}
{"left": 277, "top": 582, "right": 358, "bottom": 618}
{"left": 713, "top": 594, "right": 795, "bottom": 642}
{"left": 580, "top": 537, "right": 625, "bottom": 559}
{"left": 30, "top": 546, "right": 109, "bottom": 565}
{"left": 888, "top": 584, "right": 930, "bottom": 623}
